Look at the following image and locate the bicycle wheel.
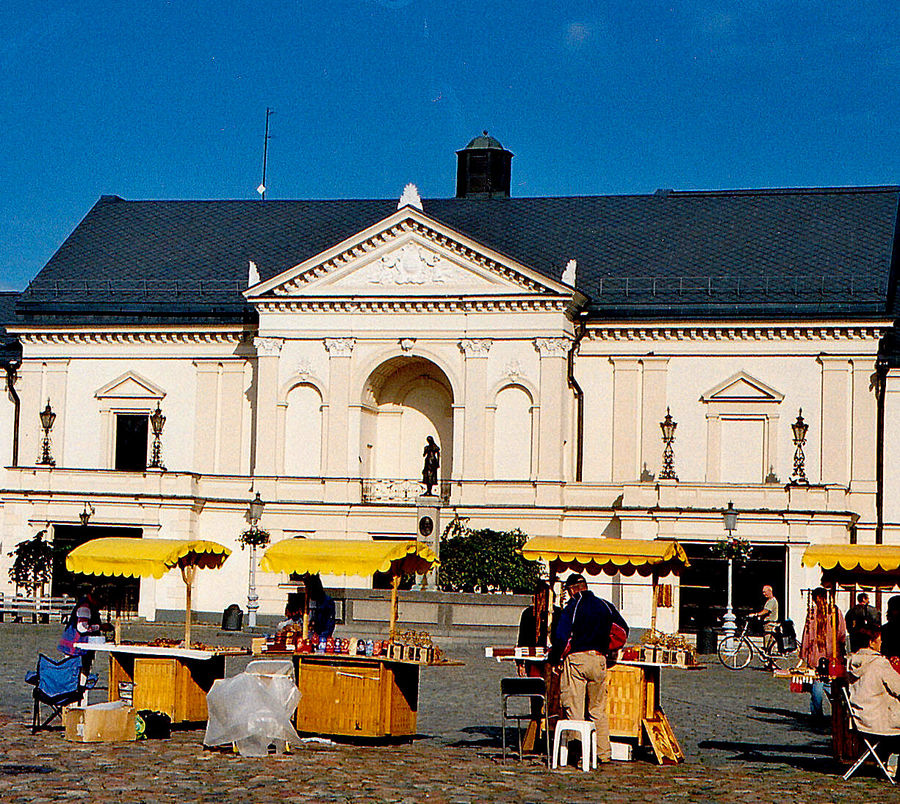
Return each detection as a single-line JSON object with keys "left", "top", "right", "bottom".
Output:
{"left": 768, "top": 650, "right": 797, "bottom": 672}
{"left": 718, "top": 636, "right": 752, "bottom": 669}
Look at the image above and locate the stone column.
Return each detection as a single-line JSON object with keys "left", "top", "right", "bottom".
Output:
{"left": 610, "top": 358, "right": 641, "bottom": 482}
{"left": 818, "top": 356, "right": 851, "bottom": 486}
{"left": 639, "top": 357, "right": 669, "bottom": 480}
{"left": 253, "top": 337, "right": 283, "bottom": 476}
{"left": 459, "top": 339, "right": 492, "bottom": 482}
{"left": 533, "top": 338, "right": 570, "bottom": 482}
{"left": 323, "top": 338, "right": 355, "bottom": 479}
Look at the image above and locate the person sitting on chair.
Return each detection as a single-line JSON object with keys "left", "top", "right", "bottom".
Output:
{"left": 58, "top": 588, "right": 111, "bottom": 674}
{"left": 848, "top": 625, "right": 900, "bottom": 739}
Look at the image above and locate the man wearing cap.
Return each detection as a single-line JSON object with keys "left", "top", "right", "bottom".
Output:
{"left": 550, "top": 573, "right": 628, "bottom": 765}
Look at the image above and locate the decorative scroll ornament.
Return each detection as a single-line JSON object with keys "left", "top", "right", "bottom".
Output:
{"left": 254, "top": 337, "right": 283, "bottom": 356}
{"left": 503, "top": 359, "right": 523, "bottom": 381}
{"left": 296, "top": 358, "right": 313, "bottom": 381}
{"left": 323, "top": 337, "right": 356, "bottom": 357}
{"left": 533, "top": 337, "right": 570, "bottom": 357}
{"left": 459, "top": 338, "right": 492, "bottom": 357}
{"left": 367, "top": 243, "right": 459, "bottom": 285}
{"left": 399, "top": 338, "right": 416, "bottom": 353}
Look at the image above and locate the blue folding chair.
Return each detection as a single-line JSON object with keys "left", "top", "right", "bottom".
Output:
{"left": 25, "top": 653, "right": 97, "bottom": 733}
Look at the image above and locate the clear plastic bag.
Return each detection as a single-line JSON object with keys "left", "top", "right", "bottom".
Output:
{"left": 204, "top": 670, "right": 301, "bottom": 757}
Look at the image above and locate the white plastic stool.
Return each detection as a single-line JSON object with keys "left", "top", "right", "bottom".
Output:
{"left": 551, "top": 719, "right": 597, "bottom": 771}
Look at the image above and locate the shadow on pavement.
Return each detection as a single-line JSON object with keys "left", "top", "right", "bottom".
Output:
{"left": 697, "top": 738, "right": 841, "bottom": 775}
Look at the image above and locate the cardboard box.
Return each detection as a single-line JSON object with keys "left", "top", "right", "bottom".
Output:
{"left": 64, "top": 701, "right": 137, "bottom": 742}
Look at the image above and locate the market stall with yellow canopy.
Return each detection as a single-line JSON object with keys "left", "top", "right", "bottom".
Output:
{"left": 258, "top": 538, "right": 443, "bottom": 739}
{"left": 65, "top": 537, "right": 241, "bottom": 724}
{"left": 801, "top": 544, "right": 900, "bottom": 763}
{"left": 487, "top": 536, "right": 692, "bottom": 763}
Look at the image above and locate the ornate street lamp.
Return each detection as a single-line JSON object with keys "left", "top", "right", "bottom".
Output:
{"left": 37, "top": 400, "right": 56, "bottom": 466}
{"left": 790, "top": 409, "right": 809, "bottom": 485}
{"left": 722, "top": 501, "right": 738, "bottom": 639}
{"left": 79, "top": 503, "right": 94, "bottom": 528}
{"left": 242, "top": 492, "right": 268, "bottom": 628}
{"left": 148, "top": 403, "right": 166, "bottom": 470}
{"left": 659, "top": 407, "right": 678, "bottom": 481}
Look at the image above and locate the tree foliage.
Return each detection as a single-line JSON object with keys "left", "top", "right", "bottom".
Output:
{"left": 438, "top": 516, "right": 544, "bottom": 593}
{"left": 8, "top": 530, "right": 54, "bottom": 594}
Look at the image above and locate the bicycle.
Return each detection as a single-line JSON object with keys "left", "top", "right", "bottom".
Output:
{"left": 717, "top": 617, "right": 798, "bottom": 671}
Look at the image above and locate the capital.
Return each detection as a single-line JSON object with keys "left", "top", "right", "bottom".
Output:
{"left": 324, "top": 337, "right": 356, "bottom": 357}
{"left": 253, "top": 337, "right": 284, "bottom": 356}
{"left": 533, "top": 337, "right": 570, "bottom": 357}
{"left": 458, "top": 338, "right": 492, "bottom": 357}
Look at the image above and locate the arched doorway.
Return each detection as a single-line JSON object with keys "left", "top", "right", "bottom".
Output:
{"left": 360, "top": 357, "right": 454, "bottom": 486}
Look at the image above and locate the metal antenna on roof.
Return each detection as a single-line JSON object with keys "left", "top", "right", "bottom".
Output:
{"left": 257, "top": 107, "right": 273, "bottom": 200}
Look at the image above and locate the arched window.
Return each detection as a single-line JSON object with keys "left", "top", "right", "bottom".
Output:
{"left": 493, "top": 385, "right": 533, "bottom": 479}
{"left": 284, "top": 384, "right": 322, "bottom": 476}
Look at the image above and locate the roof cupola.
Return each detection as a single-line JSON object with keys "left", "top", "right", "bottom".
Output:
{"left": 455, "top": 131, "right": 513, "bottom": 198}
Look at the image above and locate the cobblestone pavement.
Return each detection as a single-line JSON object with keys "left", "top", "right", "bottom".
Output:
{"left": 0, "top": 622, "right": 893, "bottom": 802}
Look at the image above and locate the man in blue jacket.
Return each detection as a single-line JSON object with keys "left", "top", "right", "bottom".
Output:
{"left": 550, "top": 573, "right": 628, "bottom": 765}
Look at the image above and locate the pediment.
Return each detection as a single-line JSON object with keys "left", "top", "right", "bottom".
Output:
{"left": 245, "top": 207, "right": 575, "bottom": 302}
{"left": 95, "top": 371, "right": 165, "bottom": 400}
{"left": 700, "top": 371, "right": 784, "bottom": 403}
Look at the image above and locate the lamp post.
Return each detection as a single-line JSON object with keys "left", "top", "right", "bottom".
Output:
{"left": 790, "top": 409, "right": 809, "bottom": 484}
{"left": 722, "top": 501, "right": 738, "bottom": 639}
{"left": 148, "top": 403, "right": 166, "bottom": 470}
{"left": 246, "top": 492, "right": 265, "bottom": 628}
{"left": 37, "top": 400, "right": 56, "bottom": 466}
{"left": 79, "top": 503, "right": 94, "bottom": 528}
{"left": 659, "top": 407, "right": 678, "bottom": 480}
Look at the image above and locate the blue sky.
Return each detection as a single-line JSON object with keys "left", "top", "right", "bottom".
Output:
{"left": 2, "top": 1, "right": 899, "bottom": 291}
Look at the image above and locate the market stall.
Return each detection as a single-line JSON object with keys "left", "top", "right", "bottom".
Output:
{"left": 65, "top": 537, "right": 240, "bottom": 724}
{"left": 487, "top": 536, "right": 693, "bottom": 763}
{"left": 800, "top": 544, "right": 900, "bottom": 763}
{"left": 258, "top": 538, "right": 446, "bottom": 739}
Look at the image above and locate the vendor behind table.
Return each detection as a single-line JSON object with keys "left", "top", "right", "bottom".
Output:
{"left": 58, "top": 587, "right": 113, "bottom": 674}
{"left": 303, "top": 573, "right": 335, "bottom": 639}
{"left": 516, "top": 579, "right": 561, "bottom": 677}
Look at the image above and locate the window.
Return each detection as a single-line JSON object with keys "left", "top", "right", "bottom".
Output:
{"left": 115, "top": 413, "right": 148, "bottom": 471}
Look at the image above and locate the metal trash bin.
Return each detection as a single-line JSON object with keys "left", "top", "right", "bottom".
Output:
{"left": 222, "top": 604, "right": 243, "bottom": 631}
{"left": 697, "top": 625, "right": 718, "bottom": 654}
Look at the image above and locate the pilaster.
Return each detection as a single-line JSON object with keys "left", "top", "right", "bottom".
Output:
{"left": 253, "top": 337, "right": 283, "bottom": 475}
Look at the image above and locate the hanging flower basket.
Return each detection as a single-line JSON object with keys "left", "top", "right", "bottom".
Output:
{"left": 238, "top": 527, "right": 271, "bottom": 550}
{"left": 712, "top": 536, "right": 753, "bottom": 565}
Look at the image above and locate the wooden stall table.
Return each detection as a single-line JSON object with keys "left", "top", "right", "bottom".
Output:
{"left": 260, "top": 538, "right": 446, "bottom": 740}
{"left": 79, "top": 642, "right": 246, "bottom": 724}
{"left": 801, "top": 544, "right": 900, "bottom": 764}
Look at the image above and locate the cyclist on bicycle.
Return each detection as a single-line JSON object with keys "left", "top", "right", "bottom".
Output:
{"left": 749, "top": 584, "right": 779, "bottom": 665}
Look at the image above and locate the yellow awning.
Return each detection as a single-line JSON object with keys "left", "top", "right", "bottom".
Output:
{"left": 520, "top": 537, "right": 690, "bottom": 578}
{"left": 802, "top": 544, "right": 900, "bottom": 584}
{"left": 66, "top": 538, "right": 231, "bottom": 579}
{"left": 260, "top": 539, "right": 438, "bottom": 578}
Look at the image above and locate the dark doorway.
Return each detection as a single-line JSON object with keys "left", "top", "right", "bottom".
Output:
{"left": 115, "top": 414, "right": 148, "bottom": 471}
{"left": 679, "top": 543, "right": 786, "bottom": 633}
{"left": 51, "top": 525, "right": 141, "bottom": 616}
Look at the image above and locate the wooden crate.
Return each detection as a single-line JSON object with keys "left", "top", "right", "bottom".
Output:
{"left": 294, "top": 656, "right": 419, "bottom": 738}
{"left": 608, "top": 664, "right": 659, "bottom": 743}
{"left": 108, "top": 654, "right": 224, "bottom": 723}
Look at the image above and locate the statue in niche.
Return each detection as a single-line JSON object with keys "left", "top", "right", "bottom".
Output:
{"left": 422, "top": 436, "right": 440, "bottom": 496}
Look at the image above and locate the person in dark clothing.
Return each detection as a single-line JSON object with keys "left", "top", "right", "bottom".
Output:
{"left": 847, "top": 591, "right": 881, "bottom": 652}
{"left": 881, "top": 594, "right": 900, "bottom": 673}
{"left": 515, "top": 580, "right": 561, "bottom": 676}
{"left": 58, "top": 588, "right": 111, "bottom": 673}
{"left": 303, "top": 574, "right": 336, "bottom": 638}
{"left": 550, "top": 573, "right": 629, "bottom": 765}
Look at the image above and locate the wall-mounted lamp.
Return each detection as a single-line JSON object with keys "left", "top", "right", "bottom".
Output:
{"left": 148, "top": 403, "right": 166, "bottom": 470}
{"left": 658, "top": 407, "right": 678, "bottom": 481}
{"left": 790, "top": 409, "right": 809, "bottom": 485}
{"left": 37, "top": 400, "right": 56, "bottom": 466}
{"left": 79, "top": 503, "right": 95, "bottom": 528}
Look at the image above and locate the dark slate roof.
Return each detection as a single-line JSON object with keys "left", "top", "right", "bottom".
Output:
{"left": 0, "top": 291, "right": 22, "bottom": 365}
{"left": 15, "top": 187, "right": 900, "bottom": 325}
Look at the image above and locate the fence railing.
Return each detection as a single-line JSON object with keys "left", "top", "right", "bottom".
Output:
{"left": 360, "top": 478, "right": 451, "bottom": 503}
{"left": 0, "top": 593, "right": 75, "bottom": 623}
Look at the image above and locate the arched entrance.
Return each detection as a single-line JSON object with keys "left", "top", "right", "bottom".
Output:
{"left": 360, "top": 357, "right": 454, "bottom": 486}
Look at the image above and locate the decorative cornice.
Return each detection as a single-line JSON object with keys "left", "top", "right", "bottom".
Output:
{"left": 323, "top": 337, "right": 356, "bottom": 357}
{"left": 256, "top": 296, "right": 569, "bottom": 315}
{"left": 459, "top": 338, "right": 492, "bottom": 357}
{"left": 587, "top": 324, "right": 888, "bottom": 342}
{"left": 269, "top": 220, "right": 552, "bottom": 297}
{"left": 253, "top": 337, "right": 284, "bottom": 356}
{"left": 533, "top": 337, "right": 570, "bottom": 357}
{"left": 20, "top": 330, "right": 247, "bottom": 346}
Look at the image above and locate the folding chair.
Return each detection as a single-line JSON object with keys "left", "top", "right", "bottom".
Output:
{"left": 841, "top": 686, "right": 897, "bottom": 784}
{"left": 25, "top": 653, "right": 97, "bottom": 734}
{"left": 500, "top": 676, "right": 551, "bottom": 768}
